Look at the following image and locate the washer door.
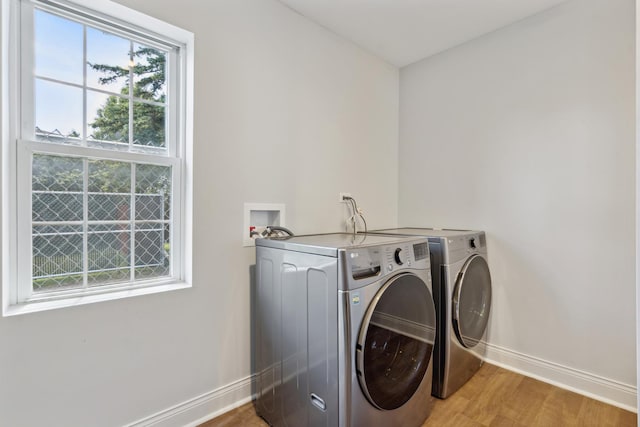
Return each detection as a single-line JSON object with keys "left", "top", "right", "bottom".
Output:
{"left": 356, "top": 273, "right": 436, "bottom": 410}
{"left": 452, "top": 254, "right": 492, "bottom": 349}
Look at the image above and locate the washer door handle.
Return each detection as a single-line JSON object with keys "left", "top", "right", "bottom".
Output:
{"left": 310, "top": 393, "right": 326, "bottom": 411}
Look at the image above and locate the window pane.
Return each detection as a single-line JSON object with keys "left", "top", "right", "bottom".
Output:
{"left": 135, "top": 223, "right": 169, "bottom": 279}
{"left": 88, "top": 224, "right": 131, "bottom": 286}
{"left": 135, "top": 164, "right": 171, "bottom": 220}
{"left": 135, "top": 193, "right": 163, "bottom": 221}
{"left": 88, "top": 159, "right": 131, "bottom": 195}
{"left": 131, "top": 43, "right": 166, "bottom": 149}
{"left": 135, "top": 163, "right": 170, "bottom": 280}
{"left": 32, "top": 155, "right": 84, "bottom": 293}
{"left": 87, "top": 90, "right": 129, "bottom": 144}
{"left": 32, "top": 190, "right": 83, "bottom": 222}
{"left": 133, "top": 102, "right": 165, "bottom": 148}
{"left": 32, "top": 154, "right": 83, "bottom": 222}
{"left": 132, "top": 43, "right": 166, "bottom": 100}
{"left": 34, "top": 9, "right": 83, "bottom": 85}
{"left": 86, "top": 27, "right": 130, "bottom": 94}
{"left": 32, "top": 154, "right": 83, "bottom": 192}
{"left": 32, "top": 224, "right": 83, "bottom": 292}
{"left": 35, "top": 79, "right": 82, "bottom": 141}
{"left": 88, "top": 160, "right": 131, "bottom": 221}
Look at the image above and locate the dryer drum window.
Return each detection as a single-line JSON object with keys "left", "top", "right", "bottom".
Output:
{"left": 357, "top": 274, "right": 436, "bottom": 410}
{"left": 452, "top": 255, "right": 492, "bottom": 349}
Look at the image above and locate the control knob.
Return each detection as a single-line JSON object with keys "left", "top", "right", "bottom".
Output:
{"left": 394, "top": 248, "right": 405, "bottom": 265}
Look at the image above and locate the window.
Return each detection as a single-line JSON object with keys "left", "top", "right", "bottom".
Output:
{"left": 2, "top": 0, "right": 193, "bottom": 314}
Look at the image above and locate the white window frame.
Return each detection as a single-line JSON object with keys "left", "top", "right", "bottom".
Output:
{"left": 1, "top": 0, "right": 193, "bottom": 315}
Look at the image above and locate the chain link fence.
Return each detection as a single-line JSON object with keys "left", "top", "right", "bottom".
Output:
{"left": 32, "top": 179, "right": 170, "bottom": 292}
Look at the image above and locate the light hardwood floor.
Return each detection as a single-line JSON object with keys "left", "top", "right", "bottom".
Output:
{"left": 200, "top": 364, "right": 636, "bottom": 426}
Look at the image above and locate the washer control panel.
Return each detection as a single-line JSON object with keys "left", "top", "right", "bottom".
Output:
{"left": 348, "top": 240, "right": 430, "bottom": 280}
{"left": 386, "top": 245, "right": 410, "bottom": 271}
{"left": 349, "top": 248, "right": 383, "bottom": 280}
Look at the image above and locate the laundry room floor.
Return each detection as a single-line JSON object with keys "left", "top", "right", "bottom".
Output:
{"left": 199, "top": 363, "right": 636, "bottom": 427}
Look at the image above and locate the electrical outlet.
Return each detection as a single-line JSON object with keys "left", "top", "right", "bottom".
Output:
{"left": 339, "top": 192, "right": 351, "bottom": 202}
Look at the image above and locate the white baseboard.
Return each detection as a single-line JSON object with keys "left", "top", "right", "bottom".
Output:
{"left": 484, "top": 342, "right": 637, "bottom": 413}
{"left": 125, "top": 374, "right": 256, "bottom": 427}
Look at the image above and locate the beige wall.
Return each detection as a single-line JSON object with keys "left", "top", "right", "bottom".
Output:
{"left": 0, "top": 1, "right": 400, "bottom": 425}
{"left": 399, "top": 0, "right": 636, "bottom": 408}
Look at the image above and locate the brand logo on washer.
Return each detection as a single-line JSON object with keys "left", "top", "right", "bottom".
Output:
{"left": 352, "top": 293, "right": 360, "bottom": 305}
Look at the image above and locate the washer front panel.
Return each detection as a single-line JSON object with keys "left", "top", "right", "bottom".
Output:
{"left": 356, "top": 273, "right": 436, "bottom": 410}
{"left": 452, "top": 254, "right": 492, "bottom": 349}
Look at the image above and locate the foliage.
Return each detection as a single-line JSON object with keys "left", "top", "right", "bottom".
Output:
{"left": 33, "top": 154, "right": 171, "bottom": 203}
{"left": 32, "top": 155, "right": 83, "bottom": 192}
{"left": 89, "top": 46, "right": 166, "bottom": 146}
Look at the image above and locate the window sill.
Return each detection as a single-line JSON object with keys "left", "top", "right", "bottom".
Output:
{"left": 3, "top": 280, "right": 191, "bottom": 316}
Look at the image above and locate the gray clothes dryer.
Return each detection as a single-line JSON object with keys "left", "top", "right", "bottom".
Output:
{"left": 372, "top": 228, "right": 492, "bottom": 399}
{"left": 255, "top": 233, "right": 436, "bottom": 427}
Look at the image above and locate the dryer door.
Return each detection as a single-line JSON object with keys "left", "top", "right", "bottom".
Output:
{"left": 452, "top": 254, "right": 492, "bottom": 349}
{"left": 356, "top": 273, "right": 436, "bottom": 410}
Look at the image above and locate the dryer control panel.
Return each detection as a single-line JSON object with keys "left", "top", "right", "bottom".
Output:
{"left": 442, "top": 231, "right": 487, "bottom": 264}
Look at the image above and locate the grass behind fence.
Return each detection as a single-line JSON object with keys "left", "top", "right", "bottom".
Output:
{"left": 32, "top": 248, "right": 168, "bottom": 291}
{"left": 33, "top": 247, "right": 129, "bottom": 278}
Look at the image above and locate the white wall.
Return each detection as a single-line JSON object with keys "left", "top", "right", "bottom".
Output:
{"left": 0, "top": 1, "right": 399, "bottom": 425}
{"left": 400, "top": 0, "right": 636, "bottom": 408}
{"left": 636, "top": 0, "right": 640, "bottom": 415}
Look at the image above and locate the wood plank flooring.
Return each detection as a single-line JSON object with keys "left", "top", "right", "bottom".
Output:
{"left": 199, "top": 364, "right": 636, "bottom": 427}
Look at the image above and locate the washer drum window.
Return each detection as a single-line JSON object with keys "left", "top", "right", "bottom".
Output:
{"left": 356, "top": 273, "right": 436, "bottom": 410}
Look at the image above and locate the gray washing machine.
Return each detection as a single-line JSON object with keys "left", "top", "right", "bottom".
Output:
{"left": 255, "top": 233, "right": 436, "bottom": 427}
{"left": 372, "top": 228, "right": 492, "bottom": 399}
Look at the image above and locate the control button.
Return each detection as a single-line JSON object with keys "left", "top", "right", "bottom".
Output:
{"left": 394, "top": 248, "right": 404, "bottom": 265}
{"left": 388, "top": 264, "right": 393, "bottom": 272}
{"left": 469, "top": 238, "right": 476, "bottom": 249}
